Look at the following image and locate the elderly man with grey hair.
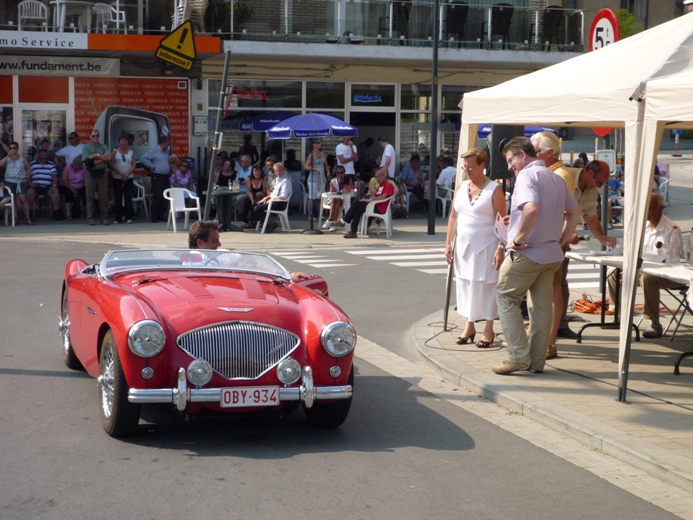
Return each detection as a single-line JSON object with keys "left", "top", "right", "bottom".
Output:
{"left": 608, "top": 194, "right": 685, "bottom": 339}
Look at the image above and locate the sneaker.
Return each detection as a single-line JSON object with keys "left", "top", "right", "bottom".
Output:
{"left": 329, "top": 226, "right": 338, "bottom": 232}
{"left": 113, "top": 220, "right": 120, "bottom": 225}
{"left": 546, "top": 344, "right": 558, "bottom": 360}
{"left": 344, "top": 231, "right": 357, "bottom": 239}
{"left": 321, "top": 220, "right": 332, "bottom": 230}
{"left": 556, "top": 327, "right": 578, "bottom": 340}
{"left": 126, "top": 219, "right": 134, "bottom": 224}
{"left": 265, "top": 221, "right": 278, "bottom": 233}
{"left": 491, "top": 360, "right": 530, "bottom": 375}
{"left": 242, "top": 222, "right": 256, "bottom": 229}
{"left": 642, "top": 322, "right": 663, "bottom": 339}
{"left": 338, "top": 218, "right": 347, "bottom": 226}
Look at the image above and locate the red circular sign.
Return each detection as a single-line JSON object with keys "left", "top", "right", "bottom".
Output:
{"left": 593, "top": 127, "right": 612, "bottom": 137}
{"left": 589, "top": 9, "right": 620, "bottom": 52}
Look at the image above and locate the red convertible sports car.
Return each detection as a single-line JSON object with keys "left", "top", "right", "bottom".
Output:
{"left": 59, "top": 249, "right": 356, "bottom": 437}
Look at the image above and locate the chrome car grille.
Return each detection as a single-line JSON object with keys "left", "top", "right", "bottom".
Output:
{"left": 177, "top": 322, "right": 300, "bottom": 380}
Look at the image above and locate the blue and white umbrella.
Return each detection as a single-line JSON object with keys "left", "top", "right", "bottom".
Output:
{"left": 267, "top": 113, "right": 357, "bottom": 139}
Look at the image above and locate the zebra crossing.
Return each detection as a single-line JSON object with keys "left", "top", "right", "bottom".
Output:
{"left": 271, "top": 247, "right": 601, "bottom": 288}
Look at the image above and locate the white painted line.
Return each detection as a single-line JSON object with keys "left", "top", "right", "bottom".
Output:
{"left": 276, "top": 256, "right": 328, "bottom": 260}
{"left": 306, "top": 263, "right": 357, "bottom": 268}
{"left": 417, "top": 268, "right": 450, "bottom": 274}
{"left": 366, "top": 254, "right": 444, "bottom": 261}
{"left": 346, "top": 248, "right": 432, "bottom": 255}
{"left": 391, "top": 261, "right": 448, "bottom": 267}
{"left": 567, "top": 273, "right": 603, "bottom": 280}
{"left": 568, "top": 282, "right": 600, "bottom": 289}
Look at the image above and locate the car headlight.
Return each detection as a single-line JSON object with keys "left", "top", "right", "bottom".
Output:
{"left": 187, "top": 359, "right": 213, "bottom": 387}
{"left": 128, "top": 320, "right": 166, "bottom": 358}
{"left": 276, "top": 358, "right": 301, "bottom": 385}
{"left": 321, "top": 321, "right": 356, "bottom": 357}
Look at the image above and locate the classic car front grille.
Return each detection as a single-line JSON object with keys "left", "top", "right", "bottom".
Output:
{"left": 177, "top": 322, "right": 300, "bottom": 380}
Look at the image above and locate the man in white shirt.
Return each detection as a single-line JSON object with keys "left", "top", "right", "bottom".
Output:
{"left": 437, "top": 157, "right": 457, "bottom": 196}
{"left": 235, "top": 154, "right": 253, "bottom": 182}
{"left": 607, "top": 194, "right": 685, "bottom": 338}
{"left": 253, "top": 161, "right": 293, "bottom": 233}
{"left": 378, "top": 136, "right": 396, "bottom": 179}
{"left": 55, "top": 132, "right": 84, "bottom": 171}
{"left": 336, "top": 137, "right": 358, "bottom": 184}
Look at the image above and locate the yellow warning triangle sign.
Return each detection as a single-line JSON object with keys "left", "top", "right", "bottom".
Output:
{"left": 159, "top": 21, "right": 196, "bottom": 60}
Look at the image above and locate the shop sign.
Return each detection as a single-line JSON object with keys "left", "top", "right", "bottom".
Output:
{"left": 0, "top": 30, "right": 87, "bottom": 50}
{"left": 353, "top": 93, "right": 383, "bottom": 105}
{"left": 0, "top": 56, "right": 119, "bottom": 76}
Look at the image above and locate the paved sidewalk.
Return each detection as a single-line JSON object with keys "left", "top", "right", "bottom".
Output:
{"left": 412, "top": 304, "right": 693, "bottom": 491}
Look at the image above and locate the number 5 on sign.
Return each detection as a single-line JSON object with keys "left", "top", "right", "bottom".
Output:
{"left": 589, "top": 9, "right": 620, "bottom": 52}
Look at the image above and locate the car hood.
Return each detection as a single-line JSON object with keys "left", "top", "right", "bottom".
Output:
{"left": 123, "top": 273, "right": 306, "bottom": 333}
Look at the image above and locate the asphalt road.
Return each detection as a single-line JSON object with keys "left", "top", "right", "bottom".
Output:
{"left": 0, "top": 239, "right": 676, "bottom": 519}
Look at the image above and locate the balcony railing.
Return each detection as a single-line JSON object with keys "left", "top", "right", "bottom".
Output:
{"left": 0, "top": 0, "right": 584, "bottom": 52}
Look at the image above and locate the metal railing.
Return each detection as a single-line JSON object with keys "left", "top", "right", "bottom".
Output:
{"left": 0, "top": 0, "right": 584, "bottom": 52}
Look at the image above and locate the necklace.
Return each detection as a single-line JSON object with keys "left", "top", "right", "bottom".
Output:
{"left": 467, "top": 178, "right": 489, "bottom": 206}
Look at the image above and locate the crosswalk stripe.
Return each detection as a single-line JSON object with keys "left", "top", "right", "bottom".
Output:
{"left": 392, "top": 261, "right": 448, "bottom": 267}
{"left": 276, "top": 256, "right": 328, "bottom": 260}
{"left": 418, "top": 268, "right": 450, "bottom": 274}
{"left": 365, "top": 254, "right": 444, "bottom": 261}
{"left": 306, "top": 263, "right": 357, "bottom": 268}
{"left": 346, "top": 248, "right": 433, "bottom": 255}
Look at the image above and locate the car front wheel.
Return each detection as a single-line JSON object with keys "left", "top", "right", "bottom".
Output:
{"left": 99, "top": 331, "right": 141, "bottom": 437}
{"left": 60, "top": 290, "right": 83, "bottom": 370}
{"left": 303, "top": 366, "right": 354, "bottom": 429}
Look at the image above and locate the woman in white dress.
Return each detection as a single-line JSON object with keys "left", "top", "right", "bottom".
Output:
{"left": 444, "top": 148, "right": 506, "bottom": 348}
{"left": 305, "top": 138, "right": 329, "bottom": 220}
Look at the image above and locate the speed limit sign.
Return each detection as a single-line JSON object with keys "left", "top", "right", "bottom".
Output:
{"left": 589, "top": 9, "right": 620, "bottom": 52}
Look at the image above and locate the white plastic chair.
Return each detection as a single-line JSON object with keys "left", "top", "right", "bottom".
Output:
{"left": 132, "top": 179, "right": 149, "bottom": 219}
{"left": 435, "top": 182, "right": 454, "bottom": 217}
{"left": 257, "top": 198, "right": 290, "bottom": 234}
{"left": 164, "top": 188, "right": 200, "bottom": 233}
{"left": 18, "top": 0, "right": 49, "bottom": 31}
{"left": 92, "top": 3, "right": 127, "bottom": 33}
{"left": 318, "top": 192, "right": 342, "bottom": 228}
{"left": 3, "top": 186, "right": 15, "bottom": 227}
{"left": 359, "top": 195, "right": 394, "bottom": 238}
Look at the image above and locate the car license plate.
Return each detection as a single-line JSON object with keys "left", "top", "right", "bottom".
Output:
{"left": 220, "top": 386, "right": 280, "bottom": 408}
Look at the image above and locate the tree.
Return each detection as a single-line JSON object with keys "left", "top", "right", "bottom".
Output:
{"left": 615, "top": 8, "right": 643, "bottom": 38}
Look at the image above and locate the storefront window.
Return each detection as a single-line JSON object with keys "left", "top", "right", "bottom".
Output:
{"left": 307, "top": 82, "right": 345, "bottom": 109}
{"left": 400, "top": 112, "right": 430, "bottom": 168}
{"left": 401, "top": 83, "right": 433, "bottom": 111}
{"left": 441, "top": 84, "right": 480, "bottom": 111}
{"left": 350, "top": 84, "right": 395, "bottom": 108}
{"left": 21, "top": 110, "right": 66, "bottom": 161}
{"left": 209, "top": 79, "right": 302, "bottom": 109}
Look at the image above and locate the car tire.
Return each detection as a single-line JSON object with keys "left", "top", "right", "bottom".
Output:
{"left": 303, "top": 366, "right": 353, "bottom": 429}
{"left": 99, "top": 331, "right": 141, "bottom": 437}
{"left": 61, "top": 290, "right": 83, "bottom": 370}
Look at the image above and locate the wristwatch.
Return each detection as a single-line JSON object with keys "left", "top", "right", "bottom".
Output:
{"left": 513, "top": 239, "right": 523, "bottom": 247}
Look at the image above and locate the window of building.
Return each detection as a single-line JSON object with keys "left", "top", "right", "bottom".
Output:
{"left": 306, "top": 82, "right": 345, "bottom": 109}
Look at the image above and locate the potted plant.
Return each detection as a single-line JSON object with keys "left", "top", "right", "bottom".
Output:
{"left": 217, "top": 1, "right": 253, "bottom": 37}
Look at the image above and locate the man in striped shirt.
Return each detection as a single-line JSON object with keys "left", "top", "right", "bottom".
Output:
{"left": 26, "top": 148, "right": 62, "bottom": 221}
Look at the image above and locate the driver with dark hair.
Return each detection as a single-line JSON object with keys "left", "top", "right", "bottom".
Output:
{"left": 188, "top": 220, "right": 221, "bottom": 249}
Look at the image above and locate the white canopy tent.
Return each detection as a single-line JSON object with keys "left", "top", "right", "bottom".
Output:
{"left": 457, "top": 12, "right": 693, "bottom": 401}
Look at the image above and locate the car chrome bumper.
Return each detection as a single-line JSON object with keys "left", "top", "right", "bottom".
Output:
{"left": 128, "top": 366, "right": 352, "bottom": 412}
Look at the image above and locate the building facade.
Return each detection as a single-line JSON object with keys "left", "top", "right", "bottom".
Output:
{"left": 0, "top": 0, "right": 685, "bottom": 174}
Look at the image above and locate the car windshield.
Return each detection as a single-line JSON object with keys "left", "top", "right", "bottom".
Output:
{"left": 99, "top": 249, "right": 291, "bottom": 279}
